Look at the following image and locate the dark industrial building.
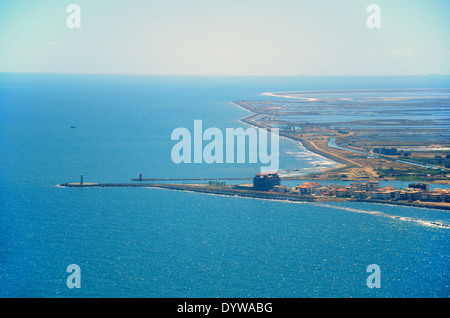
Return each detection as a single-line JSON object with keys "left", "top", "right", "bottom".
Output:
{"left": 253, "top": 173, "right": 281, "bottom": 191}
{"left": 408, "top": 183, "right": 429, "bottom": 191}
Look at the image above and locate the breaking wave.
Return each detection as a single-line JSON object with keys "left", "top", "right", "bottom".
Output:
{"left": 314, "top": 202, "right": 450, "bottom": 229}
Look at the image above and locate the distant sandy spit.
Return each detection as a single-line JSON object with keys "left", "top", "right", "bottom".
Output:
{"left": 261, "top": 92, "right": 317, "bottom": 101}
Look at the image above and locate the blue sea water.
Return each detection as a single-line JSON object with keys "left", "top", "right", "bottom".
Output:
{"left": 0, "top": 73, "right": 449, "bottom": 297}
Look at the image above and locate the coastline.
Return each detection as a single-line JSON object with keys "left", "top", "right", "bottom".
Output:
{"left": 230, "top": 101, "right": 341, "bottom": 177}
{"left": 58, "top": 182, "right": 450, "bottom": 212}
{"left": 231, "top": 100, "right": 354, "bottom": 178}
{"left": 232, "top": 95, "right": 450, "bottom": 184}
{"left": 261, "top": 92, "right": 318, "bottom": 101}
{"left": 58, "top": 92, "right": 450, "bottom": 213}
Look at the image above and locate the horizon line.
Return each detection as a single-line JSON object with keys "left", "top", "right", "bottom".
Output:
{"left": 0, "top": 71, "right": 449, "bottom": 77}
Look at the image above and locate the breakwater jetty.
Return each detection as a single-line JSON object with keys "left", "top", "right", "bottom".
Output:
{"left": 130, "top": 177, "right": 253, "bottom": 182}
{"left": 58, "top": 182, "right": 341, "bottom": 203}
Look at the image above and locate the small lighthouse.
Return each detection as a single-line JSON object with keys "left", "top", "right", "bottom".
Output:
{"left": 80, "top": 174, "right": 84, "bottom": 185}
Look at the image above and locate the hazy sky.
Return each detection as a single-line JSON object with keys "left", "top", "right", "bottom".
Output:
{"left": 1, "top": 0, "right": 449, "bottom": 75}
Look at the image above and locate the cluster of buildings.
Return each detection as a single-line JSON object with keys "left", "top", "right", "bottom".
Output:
{"left": 250, "top": 173, "right": 450, "bottom": 203}
{"left": 368, "top": 183, "right": 450, "bottom": 202}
